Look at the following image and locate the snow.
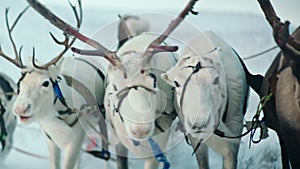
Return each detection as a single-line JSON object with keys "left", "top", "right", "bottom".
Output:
{"left": 0, "top": 1, "right": 291, "bottom": 169}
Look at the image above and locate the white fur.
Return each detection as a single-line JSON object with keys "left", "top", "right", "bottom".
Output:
{"left": 161, "top": 31, "right": 248, "bottom": 169}
{"left": 0, "top": 73, "right": 17, "bottom": 164}
{"left": 12, "top": 56, "right": 106, "bottom": 169}
{"left": 105, "top": 33, "right": 176, "bottom": 169}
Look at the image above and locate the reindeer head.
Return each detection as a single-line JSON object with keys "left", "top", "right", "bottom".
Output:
{"left": 106, "top": 34, "right": 173, "bottom": 140}
{"left": 0, "top": 2, "right": 82, "bottom": 124}
{"left": 14, "top": 63, "right": 64, "bottom": 124}
{"left": 161, "top": 41, "right": 226, "bottom": 136}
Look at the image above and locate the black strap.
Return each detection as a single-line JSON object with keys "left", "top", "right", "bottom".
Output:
{"left": 214, "top": 114, "right": 264, "bottom": 148}
{"left": 192, "top": 138, "right": 204, "bottom": 156}
{"left": 17, "top": 73, "right": 26, "bottom": 94}
{"left": 155, "top": 121, "right": 165, "bottom": 132}
{"left": 57, "top": 116, "right": 79, "bottom": 128}
{"left": 85, "top": 149, "right": 111, "bottom": 161}
{"left": 58, "top": 108, "right": 74, "bottom": 116}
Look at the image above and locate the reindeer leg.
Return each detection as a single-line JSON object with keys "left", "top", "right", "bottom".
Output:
{"left": 0, "top": 135, "right": 12, "bottom": 164}
{"left": 144, "top": 157, "right": 159, "bottom": 169}
{"left": 189, "top": 135, "right": 209, "bottom": 169}
{"left": 206, "top": 134, "right": 240, "bottom": 169}
{"left": 45, "top": 135, "right": 61, "bottom": 169}
{"left": 98, "top": 113, "right": 110, "bottom": 160}
{"left": 116, "top": 142, "right": 128, "bottom": 169}
{"left": 62, "top": 128, "right": 85, "bottom": 169}
{"left": 278, "top": 136, "right": 291, "bottom": 169}
{"left": 0, "top": 126, "right": 14, "bottom": 163}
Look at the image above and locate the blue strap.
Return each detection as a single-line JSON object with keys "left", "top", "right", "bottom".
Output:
{"left": 132, "top": 139, "right": 140, "bottom": 146}
{"left": 148, "top": 137, "right": 170, "bottom": 169}
{"left": 51, "top": 79, "right": 69, "bottom": 109}
{"left": 53, "top": 81, "right": 63, "bottom": 100}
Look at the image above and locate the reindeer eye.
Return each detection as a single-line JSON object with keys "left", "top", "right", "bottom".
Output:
{"left": 42, "top": 81, "right": 50, "bottom": 87}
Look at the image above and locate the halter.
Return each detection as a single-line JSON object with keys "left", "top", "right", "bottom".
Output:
{"left": 179, "top": 61, "right": 215, "bottom": 113}
{"left": 17, "top": 64, "right": 111, "bottom": 160}
{"left": 51, "top": 77, "right": 75, "bottom": 116}
{"left": 110, "top": 84, "right": 157, "bottom": 122}
{"left": 176, "top": 48, "right": 222, "bottom": 150}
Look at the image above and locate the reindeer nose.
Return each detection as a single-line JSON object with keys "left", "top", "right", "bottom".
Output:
{"left": 130, "top": 124, "right": 151, "bottom": 136}
{"left": 14, "top": 104, "right": 31, "bottom": 115}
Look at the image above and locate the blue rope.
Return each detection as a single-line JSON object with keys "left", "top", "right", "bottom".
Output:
{"left": 148, "top": 137, "right": 170, "bottom": 169}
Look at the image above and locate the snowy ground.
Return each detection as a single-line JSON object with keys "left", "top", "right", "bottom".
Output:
{"left": 0, "top": 1, "right": 291, "bottom": 169}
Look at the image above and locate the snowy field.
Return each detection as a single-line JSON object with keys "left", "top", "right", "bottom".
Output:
{"left": 0, "top": 1, "right": 297, "bottom": 169}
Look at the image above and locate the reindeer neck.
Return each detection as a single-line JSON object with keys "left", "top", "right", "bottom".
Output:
{"left": 39, "top": 115, "right": 81, "bottom": 148}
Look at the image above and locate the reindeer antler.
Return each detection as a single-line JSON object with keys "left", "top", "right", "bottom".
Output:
{"left": 26, "top": 0, "right": 122, "bottom": 68}
{"left": 143, "top": 0, "right": 199, "bottom": 63}
{"left": 0, "top": 7, "right": 29, "bottom": 68}
{"left": 29, "top": 0, "right": 83, "bottom": 69}
{"left": 27, "top": 0, "right": 199, "bottom": 68}
{"left": 257, "top": 0, "right": 300, "bottom": 59}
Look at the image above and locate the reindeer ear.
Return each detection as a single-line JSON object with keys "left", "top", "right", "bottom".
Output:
{"left": 48, "top": 57, "right": 64, "bottom": 80}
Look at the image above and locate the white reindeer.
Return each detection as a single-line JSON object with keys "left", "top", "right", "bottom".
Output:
{"left": 0, "top": 3, "right": 109, "bottom": 169}
{"left": 161, "top": 31, "right": 249, "bottom": 169}
{"left": 26, "top": 0, "right": 200, "bottom": 169}
{"left": 104, "top": 33, "right": 177, "bottom": 169}
{"left": 0, "top": 73, "right": 17, "bottom": 164}
{"left": 83, "top": 14, "right": 151, "bottom": 155}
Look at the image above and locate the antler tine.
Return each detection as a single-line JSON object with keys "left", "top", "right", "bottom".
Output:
{"left": 69, "top": 0, "right": 82, "bottom": 28}
{"left": 31, "top": 0, "right": 83, "bottom": 69}
{"left": 27, "top": 0, "right": 121, "bottom": 68}
{"left": 143, "top": 0, "right": 199, "bottom": 61}
{"left": 257, "top": 0, "right": 300, "bottom": 58}
{"left": 0, "top": 7, "right": 29, "bottom": 68}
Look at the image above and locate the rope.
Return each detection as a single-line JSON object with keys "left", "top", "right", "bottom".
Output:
{"left": 242, "top": 46, "right": 278, "bottom": 60}
{"left": 214, "top": 93, "right": 273, "bottom": 148}
{"left": 12, "top": 146, "right": 49, "bottom": 159}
